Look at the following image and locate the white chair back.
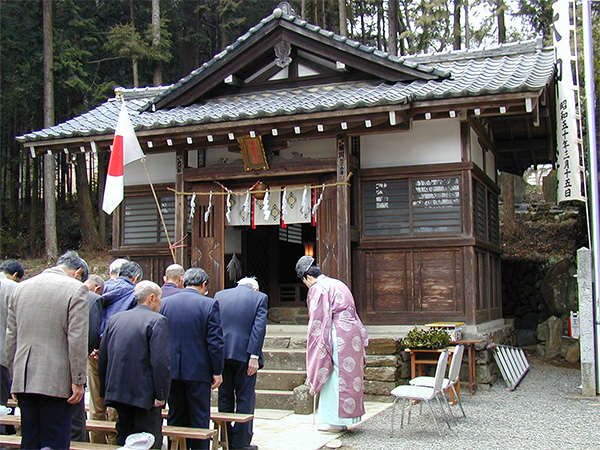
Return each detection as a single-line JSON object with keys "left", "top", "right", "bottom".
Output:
{"left": 448, "top": 345, "right": 465, "bottom": 383}
{"left": 433, "top": 350, "right": 449, "bottom": 392}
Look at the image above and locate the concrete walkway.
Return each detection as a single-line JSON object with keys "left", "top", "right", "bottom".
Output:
{"left": 251, "top": 401, "right": 389, "bottom": 450}
{"left": 249, "top": 356, "right": 599, "bottom": 450}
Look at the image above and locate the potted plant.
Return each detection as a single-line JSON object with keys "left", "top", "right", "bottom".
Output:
{"left": 400, "top": 326, "right": 451, "bottom": 350}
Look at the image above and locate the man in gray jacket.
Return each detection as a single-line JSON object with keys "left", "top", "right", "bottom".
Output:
{"left": 6, "top": 251, "right": 89, "bottom": 450}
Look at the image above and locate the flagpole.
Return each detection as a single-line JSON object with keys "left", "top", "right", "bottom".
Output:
{"left": 581, "top": 0, "right": 600, "bottom": 394}
{"left": 141, "top": 158, "right": 177, "bottom": 264}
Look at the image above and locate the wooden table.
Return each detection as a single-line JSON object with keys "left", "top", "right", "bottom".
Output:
{"left": 451, "top": 339, "right": 485, "bottom": 393}
{"left": 406, "top": 346, "right": 459, "bottom": 403}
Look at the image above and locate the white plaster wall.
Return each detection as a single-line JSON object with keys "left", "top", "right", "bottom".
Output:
{"left": 360, "top": 119, "right": 461, "bottom": 168}
{"left": 282, "top": 138, "right": 336, "bottom": 159}
{"left": 188, "top": 149, "right": 198, "bottom": 168}
{"left": 471, "top": 128, "right": 484, "bottom": 170}
{"left": 124, "top": 152, "right": 175, "bottom": 185}
{"left": 203, "top": 138, "right": 336, "bottom": 167}
{"left": 486, "top": 149, "right": 497, "bottom": 180}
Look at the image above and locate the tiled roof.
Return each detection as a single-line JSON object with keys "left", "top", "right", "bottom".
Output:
{"left": 16, "top": 39, "right": 555, "bottom": 144}
{"left": 146, "top": 4, "right": 448, "bottom": 110}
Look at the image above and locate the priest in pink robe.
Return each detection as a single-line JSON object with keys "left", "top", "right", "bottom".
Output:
{"left": 295, "top": 256, "right": 369, "bottom": 432}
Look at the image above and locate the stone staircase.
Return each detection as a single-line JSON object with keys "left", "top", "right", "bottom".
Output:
{"left": 255, "top": 334, "right": 307, "bottom": 410}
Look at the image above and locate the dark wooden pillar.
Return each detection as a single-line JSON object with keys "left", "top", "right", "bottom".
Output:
{"left": 174, "top": 149, "right": 187, "bottom": 265}
{"left": 336, "top": 135, "right": 351, "bottom": 286}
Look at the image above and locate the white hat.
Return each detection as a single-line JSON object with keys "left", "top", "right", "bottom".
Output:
{"left": 117, "top": 432, "right": 155, "bottom": 450}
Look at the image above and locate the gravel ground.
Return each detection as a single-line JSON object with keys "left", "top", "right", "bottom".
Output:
{"left": 326, "top": 356, "right": 599, "bottom": 450}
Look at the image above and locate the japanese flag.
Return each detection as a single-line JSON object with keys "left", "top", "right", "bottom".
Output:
{"left": 102, "top": 102, "right": 145, "bottom": 214}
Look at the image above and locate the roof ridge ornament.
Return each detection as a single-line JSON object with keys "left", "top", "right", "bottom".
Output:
{"left": 274, "top": 41, "right": 292, "bottom": 68}
{"left": 275, "top": 2, "right": 298, "bottom": 18}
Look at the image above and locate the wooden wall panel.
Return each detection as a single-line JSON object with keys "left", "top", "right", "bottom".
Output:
{"left": 357, "top": 247, "right": 466, "bottom": 324}
{"left": 317, "top": 179, "right": 339, "bottom": 280}
{"left": 190, "top": 184, "right": 225, "bottom": 291}
{"left": 419, "top": 250, "right": 462, "bottom": 312}
{"left": 368, "top": 251, "right": 410, "bottom": 313}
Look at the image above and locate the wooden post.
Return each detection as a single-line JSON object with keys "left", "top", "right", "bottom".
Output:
{"left": 336, "top": 135, "right": 351, "bottom": 286}
{"left": 174, "top": 149, "right": 187, "bottom": 265}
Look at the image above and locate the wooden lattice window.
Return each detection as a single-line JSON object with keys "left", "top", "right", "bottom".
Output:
{"left": 123, "top": 195, "right": 175, "bottom": 245}
{"left": 473, "top": 180, "right": 500, "bottom": 245}
{"left": 363, "top": 176, "right": 461, "bottom": 237}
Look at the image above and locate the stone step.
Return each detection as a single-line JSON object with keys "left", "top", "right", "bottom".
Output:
{"left": 262, "top": 349, "right": 306, "bottom": 371}
{"left": 263, "top": 336, "right": 307, "bottom": 350}
{"left": 255, "top": 389, "right": 294, "bottom": 410}
{"left": 256, "top": 369, "right": 306, "bottom": 390}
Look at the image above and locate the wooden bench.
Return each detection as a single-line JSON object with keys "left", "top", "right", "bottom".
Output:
{"left": 0, "top": 434, "right": 120, "bottom": 450}
{"left": 160, "top": 408, "right": 254, "bottom": 450}
{"left": 84, "top": 420, "right": 218, "bottom": 450}
{"left": 2, "top": 405, "right": 251, "bottom": 450}
{"left": 0, "top": 416, "right": 218, "bottom": 450}
{"left": 209, "top": 411, "right": 254, "bottom": 450}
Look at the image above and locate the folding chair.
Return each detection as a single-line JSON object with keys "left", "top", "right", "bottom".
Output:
{"left": 390, "top": 349, "right": 450, "bottom": 437}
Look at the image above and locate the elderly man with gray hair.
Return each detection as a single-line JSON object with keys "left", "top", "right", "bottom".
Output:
{"left": 99, "top": 280, "right": 170, "bottom": 449}
{"left": 214, "top": 276, "right": 268, "bottom": 450}
{"left": 7, "top": 250, "right": 89, "bottom": 449}
{"left": 160, "top": 267, "right": 224, "bottom": 450}
{"left": 161, "top": 263, "right": 184, "bottom": 298}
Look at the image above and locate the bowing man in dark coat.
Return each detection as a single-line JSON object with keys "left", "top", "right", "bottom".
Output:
{"left": 161, "top": 263, "right": 184, "bottom": 299}
{"left": 214, "top": 277, "right": 268, "bottom": 450}
{"left": 160, "top": 267, "right": 224, "bottom": 450}
{"left": 99, "top": 281, "right": 170, "bottom": 449}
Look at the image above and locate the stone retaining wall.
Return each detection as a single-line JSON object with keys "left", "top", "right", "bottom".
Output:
{"left": 363, "top": 323, "right": 516, "bottom": 401}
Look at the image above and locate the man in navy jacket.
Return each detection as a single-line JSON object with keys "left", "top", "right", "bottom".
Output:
{"left": 214, "top": 277, "right": 268, "bottom": 450}
{"left": 99, "top": 281, "right": 170, "bottom": 449}
{"left": 160, "top": 267, "right": 224, "bottom": 450}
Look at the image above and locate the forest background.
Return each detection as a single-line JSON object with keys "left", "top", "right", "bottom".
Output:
{"left": 0, "top": 0, "right": 598, "bottom": 263}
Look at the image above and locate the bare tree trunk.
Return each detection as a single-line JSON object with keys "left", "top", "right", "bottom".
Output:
{"left": 75, "top": 153, "right": 101, "bottom": 250}
{"left": 301, "top": 0, "right": 306, "bottom": 19}
{"left": 388, "top": 0, "right": 398, "bottom": 55}
{"left": 152, "top": 0, "right": 162, "bottom": 86}
{"left": 400, "top": 0, "right": 413, "bottom": 52}
{"left": 43, "top": 0, "right": 57, "bottom": 261}
{"left": 453, "top": 0, "right": 461, "bottom": 50}
{"left": 29, "top": 155, "right": 40, "bottom": 252}
{"left": 97, "top": 150, "right": 107, "bottom": 246}
{"left": 464, "top": 0, "right": 470, "bottom": 48}
{"left": 359, "top": 1, "right": 365, "bottom": 44}
{"left": 133, "top": 57, "right": 139, "bottom": 87}
{"left": 376, "top": 0, "right": 383, "bottom": 50}
{"left": 339, "top": 0, "right": 347, "bottom": 36}
{"left": 496, "top": 0, "right": 506, "bottom": 44}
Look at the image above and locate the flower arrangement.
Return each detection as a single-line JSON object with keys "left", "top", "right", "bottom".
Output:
{"left": 400, "top": 326, "right": 451, "bottom": 350}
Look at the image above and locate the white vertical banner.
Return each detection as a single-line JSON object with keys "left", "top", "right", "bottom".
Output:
{"left": 553, "top": 0, "right": 585, "bottom": 202}
{"left": 282, "top": 186, "right": 312, "bottom": 224}
{"left": 255, "top": 190, "right": 281, "bottom": 225}
{"left": 227, "top": 192, "right": 251, "bottom": 226}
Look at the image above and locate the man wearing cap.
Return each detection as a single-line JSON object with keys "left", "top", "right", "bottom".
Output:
{"left": 99, "top": 281, "right": 170, "bottom": 449}
{"left": 295, "top": 256, "right": 368, "bottom": 432}
{"left": 7, "top": 251, "right": 89, "bottom": 450}
{"left": 160, "top": 268, "right": 224, "bottom": 450}
{"left": 161, "top": 263, "right": 184, "bottom": 298}
{"left": 215, "top": 277, "right": 268, "bottom": 450}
